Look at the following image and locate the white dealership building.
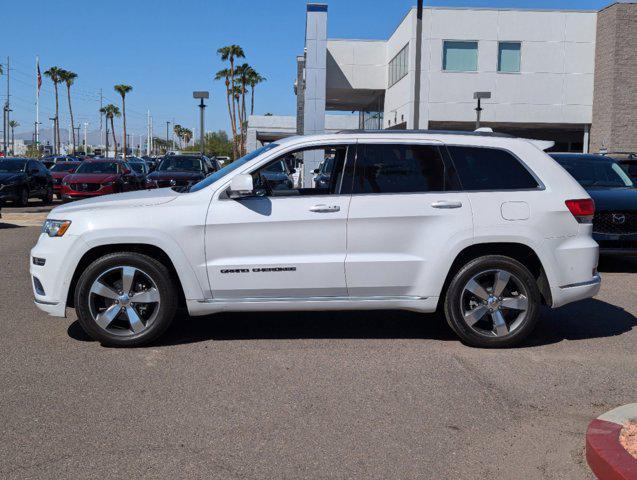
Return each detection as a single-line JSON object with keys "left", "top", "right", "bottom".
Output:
{"left": 248, "top": 1, "right": 637, "bottom": 176}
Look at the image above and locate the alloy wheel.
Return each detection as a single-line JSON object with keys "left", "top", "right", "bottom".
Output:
{"left": 88, "top": 266, "right": 161, "bottom": 336}
{"left": 460, "top": 269, "right": 529, "bottom": 338}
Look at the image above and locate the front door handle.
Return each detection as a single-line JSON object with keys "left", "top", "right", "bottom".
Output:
{"left": 310, "top": 204, "right": 340, "bottom": 213}
{"left": 431, "top": 200, "right": 463, "bottom": 209}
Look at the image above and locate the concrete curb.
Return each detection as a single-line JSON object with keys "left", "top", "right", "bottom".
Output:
{"left": 587, "top": 404, "right": 637, "bottom": 479}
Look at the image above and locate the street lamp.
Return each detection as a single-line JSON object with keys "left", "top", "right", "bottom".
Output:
{"left": 473, "top": 91, "right": 491, "bottom": 130}
{"left": 193, "top": 91, "right": 209, "bottom": 156}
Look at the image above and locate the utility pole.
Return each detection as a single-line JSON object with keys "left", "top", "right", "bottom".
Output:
{"left": 49, "top": 117, "right": 57, "bottom": 154}
{"left": 3, "top": 56, "right": 10, "bottom": 157}
{"left": 35, "top": 56, "right": 40, "bottom": 152}
{"left": 83, "top": 122, "right": 88, "bottom": 153}
{"left": 99, "top": 88, "right": 103, "bottom": 149}
{"left": 105, "top": 113, "right": 109, "bottom": 157}
{"left": 165, "top": 121, "right": 170, "bottom": 153}
{"left": 146, "top": 110, "right": 151, "bottom": 156}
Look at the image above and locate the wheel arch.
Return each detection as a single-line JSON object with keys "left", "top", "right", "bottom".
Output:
{"left": 438, "top": 242, "right": 552, "bottom": 309}
{"left": 66, "top": 243, "right": 190, "bottom": 308}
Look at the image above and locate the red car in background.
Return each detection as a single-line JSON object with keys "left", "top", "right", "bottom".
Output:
{"left": 50, "top": 161, "right": 81, "bottom": 199}
{"left": 61, "top": 159, "right": 142, "bottom": 201}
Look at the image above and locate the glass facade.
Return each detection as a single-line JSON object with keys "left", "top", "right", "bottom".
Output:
{"left": 498, "top": 42, "right": 521, "bottom": 73}
{"left": 389, "top": 44, "right": 409, "bottom": 88}
{"left": 443, "top": 41, "right": 478, "bottom": 72}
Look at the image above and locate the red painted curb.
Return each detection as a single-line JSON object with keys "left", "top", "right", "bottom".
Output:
{"left": 587, "top": 418, "right": 637, "bottom": 480}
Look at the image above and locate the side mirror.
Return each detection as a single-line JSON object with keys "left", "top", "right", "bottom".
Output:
{"left": 30, "top": 168, "right": 39, "bottom": 175}
{"left": 313, "top": 168, "right": 319, "bottom": 174}
{"left": 228, "top": 174, "right": 254, "bottom": 199}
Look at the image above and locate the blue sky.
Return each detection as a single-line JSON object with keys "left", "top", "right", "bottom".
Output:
{"left": 3, "top": 0, "right": 610, "bottom": 139}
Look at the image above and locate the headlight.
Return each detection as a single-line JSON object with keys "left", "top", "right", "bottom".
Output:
{"left": 41, "top": 219, "right": 72, "bottom": 237}
{"left": 62, "top": 181, "right": 70, "bottom": 186}
{"left": 102, "top": 182, "right": 114, "bottom": 187}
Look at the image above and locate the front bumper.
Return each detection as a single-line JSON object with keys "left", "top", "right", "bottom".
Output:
{"left": 61, "top": 184, "right": 116, "bottom": 200}
{"left": 30, "top": 233, "right": 87, "bottom": 318}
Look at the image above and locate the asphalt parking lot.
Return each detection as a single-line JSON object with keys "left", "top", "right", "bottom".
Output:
{"left": 1, "top": 207, "right": 636, "bottom": 479}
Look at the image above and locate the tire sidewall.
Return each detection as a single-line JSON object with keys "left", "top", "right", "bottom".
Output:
{"left": 444, "top": 255, "right": 541, "bottom": 348}
{"left": 74, "top": 252, "right": 177, "bottom": 347}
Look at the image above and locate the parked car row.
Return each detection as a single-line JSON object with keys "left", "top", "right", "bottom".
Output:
{"left": 0, "top": 154, "right": 221, "bottom": 206}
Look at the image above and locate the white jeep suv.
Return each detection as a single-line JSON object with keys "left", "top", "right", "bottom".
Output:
{"left": 31, "top": 131, "right": 600, "bottom": 348}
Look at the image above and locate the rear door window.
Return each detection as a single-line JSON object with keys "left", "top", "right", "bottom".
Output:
{"left": 447, "top": 146, "right": 539, "bottom": 191}
{"left": 350, "top": 144, "right": 449, "bottom": 194}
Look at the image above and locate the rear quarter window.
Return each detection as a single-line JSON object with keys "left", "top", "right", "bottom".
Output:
{"left": 447, "top": 146, "right": 539, "bottom": 191}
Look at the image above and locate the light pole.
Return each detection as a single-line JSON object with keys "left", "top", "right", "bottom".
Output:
{"left": 165, "top": 121, "right": 170, "bottom": 154}
{"left": 193, "top": 91, "right": 209, "bottom": 156}
{"left": 473, "top": 91, "right": 491, "bottom": 130}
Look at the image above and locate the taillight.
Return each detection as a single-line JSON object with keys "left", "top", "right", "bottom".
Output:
{"left": 565, "top": 198, "right": 595, "bottom": 224}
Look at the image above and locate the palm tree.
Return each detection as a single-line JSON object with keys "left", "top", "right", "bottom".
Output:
{"left": 215, "top": 68, "right": 235, "bottom": 150}
{"left": 100, "top": 104, "right": 120, "bottom": 157}
{"left": 44, "top": 66, "right": 64, "bottom": 154}
{"left": 8, "top": 120, "right": 19, "bottom": 154}
{"left": 59, "top": 70, "right": 78, "bottom": 153}
{"left": 181, "top": 128, "right": 193, "bottom": 146}
{"left": 173, "top": 124, "right": 184, "bottom": 148}
{"left": 217, "top": 45, "right": 244, "bottom": 158}
{"left": 247, "top": 69, "right": 266, "bottom": 116}
{"left": 114, "top": 84, "right": 133, "bottom": 159}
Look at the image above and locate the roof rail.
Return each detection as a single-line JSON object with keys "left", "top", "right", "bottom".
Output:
{"left": 335, "top": 129, "right": 514, "bottom": 138}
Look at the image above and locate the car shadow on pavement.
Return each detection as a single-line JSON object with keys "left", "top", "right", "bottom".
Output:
{"left": 0, "top": 222, "right": 24, "bottom": 230}
{"left": 67, "top": 298, "right": 636, "bottom": 348}
{"left": 524, "top": 298, "right": 636, "bottom": 347}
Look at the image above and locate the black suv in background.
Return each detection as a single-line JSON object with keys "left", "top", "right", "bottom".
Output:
{"left": 0, "top": 158, "right": 53, "bottom": 206}
{"left": 550, "top": 153, "right": 637, "bottom": 254}
{"left": 145, "top": 154, "right": 220, "bottom": 190}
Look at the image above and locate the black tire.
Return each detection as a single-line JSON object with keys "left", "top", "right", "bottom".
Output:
{"left": 16, "top": 187, "right": 29, "bottom": 207}
{"left": 42, "top": 187, "right": 54, "bottom": 204}
{"left": 443, "top": 255, "right": 541, "bottom": 348}
{"left": 74, "top": 252, "right": 178, "bottom": 347}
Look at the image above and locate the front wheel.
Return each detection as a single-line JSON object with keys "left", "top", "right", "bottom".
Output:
{"left": 444, "top": 255, "right": 541, "bottom": 348}
{"left": 74, "top": 252, "right": 178, "bottom": 347}
{"left": 17, "top": 187, "right": 29, "bottom": 207}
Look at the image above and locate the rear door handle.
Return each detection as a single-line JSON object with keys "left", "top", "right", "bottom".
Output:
{"left": 310, "top": 204, "right": 340, "bottom": 213}
{"left": 431, "top": 200, "right": 463, "bottom": 209}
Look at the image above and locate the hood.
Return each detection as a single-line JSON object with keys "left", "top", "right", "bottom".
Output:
{"left": 586, "top": 187, "right": 637, "bottom": 212}
{"left": 51, "top": 171, "right": 75, "bottom": 179}
{"left": 147, "top": 171, "right": 204, "bottom": 181}
{"left": 63, "top": 173, "right": 119, "bottom": 183}
{"left": 50, "top": 188, "right": 180, "bottom": 215}
{"left": 0, "top": 172, "right": 25, "bottom": 183}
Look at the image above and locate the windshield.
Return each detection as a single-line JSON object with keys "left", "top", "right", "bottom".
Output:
{"left": 0, "top": 160, "right": 26, "bottom": 173}
{"left": 51, "top": 163, "right": 79, "bottom": 172}
{"left": 190, "top": 143, "right": 280, "bottom": 193}
{"left": 158, "top": 156, "right": 203, "bottom": 172}
{"left": 75, "top": 162, "right": 119, "bottom": 174}
{"left": 555, "top": 157, "right": 634, "bottom": 188}
{"left": 129, "top": 162, "right": 146, "bottom": 174}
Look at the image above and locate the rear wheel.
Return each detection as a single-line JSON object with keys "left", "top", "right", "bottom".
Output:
{"left": 444, "top": 255, "right": 541, "bottom": 348}
{"left": 74, "top": 252, "right": 178, "bottom": 347}
{"left": 16, "top": 187, "right": 28, "bottom": 207}
{"left": 42, "top": 187, "right": 54, "bottom": 204}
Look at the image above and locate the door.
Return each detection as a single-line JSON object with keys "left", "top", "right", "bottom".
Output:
{"left": 345, "top": 141, "right": 473, "bottom": 298}
{"left": 205, "top": 143, "right": 354, "bottom": 300}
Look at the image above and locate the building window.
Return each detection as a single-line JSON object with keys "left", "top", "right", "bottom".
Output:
{"left": 498, "top": 42, "right": 521, "bottom": 73}
{"left": 388, "top": 44, "right": 409, "bottom": 88}
{"left": 442, "top": 41, "right": 478, "bottom": 72}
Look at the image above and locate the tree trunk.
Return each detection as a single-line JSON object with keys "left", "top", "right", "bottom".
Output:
{"left": 251, "top": 87, "right": 255, "bottom": 116}
{"left": 11, "top": 127, "right": 14, "bottom": 154}
{"left": 110, "top": 116, "right": 117, "bottom": 158}
{"left": 241, "top": 81, "right": 247, "bottom": 156}
{"left": 67, "top": 85, "right": 76, "bottom": 154}
{"left": 54, "top": 83, "right": 61, "bottom": 155}
{"left": 121, "top": 97, "right": 127, "bottom": 160}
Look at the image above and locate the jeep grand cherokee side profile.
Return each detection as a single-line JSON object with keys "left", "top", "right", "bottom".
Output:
{"left": 30, "top": 131, "right": 600, "bottom": 348}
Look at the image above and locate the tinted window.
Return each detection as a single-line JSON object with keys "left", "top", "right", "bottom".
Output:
{"left": 352, "top": 144, "right": 447, "bottom": 194}
{"left": 448, "top": 146, "right": 539, "bottom": 191}
{"left": 51, "top": 163, "right": 79, "bottom": 172}
{"left": 0, "top": 160, "right": 26, "bottom": 173}
{"left": 158, "top": 156, "right": 203, "bottom": 172}
{"left": 553, "top": 156, "right": 633, "bottom": 188}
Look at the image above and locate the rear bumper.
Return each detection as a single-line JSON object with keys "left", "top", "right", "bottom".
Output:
{"left": 552, "top": 275, "right": 602, "bottom": 308}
